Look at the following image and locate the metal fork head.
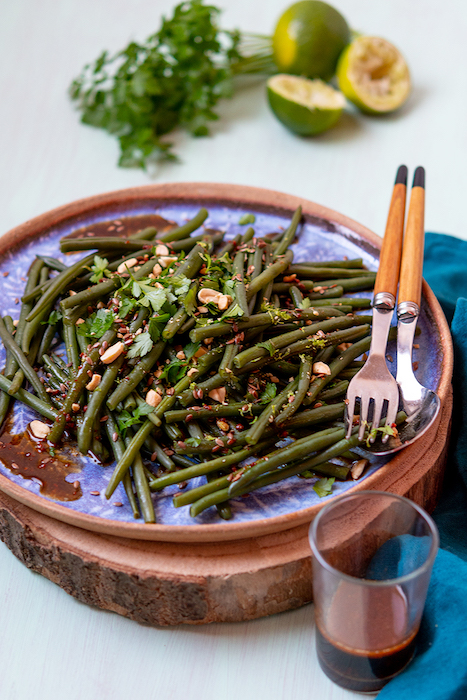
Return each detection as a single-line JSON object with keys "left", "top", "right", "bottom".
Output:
{"left": 346, "top": 355, "right": 400, "bottom": 441}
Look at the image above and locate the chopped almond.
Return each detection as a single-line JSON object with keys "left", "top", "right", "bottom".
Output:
{"left": 29, "top": 420, "right": 51, "bottom": 439}
{"left": 145, "top": 389, "right": 162, "bottom": 407}
{"left": 351, "top": 459, "right": 369, "bottom": 480}
{"left": 312, "top": 361, "right": 331, "bottom": 376}
{"left": 159, "top": 256, "right": 178, "bottom": 268}
{"left": 101, "top": 341, "right": 125, "bottom": 364}
{"left": 209, "top": 387, "right": 226, "bottom": 403}
{"left": 337, "top": 342, "right": 353, "bottom": 352}
{"left": 117, "top": 258, "right": 138, "bottom": 274}
{"left": 152, "top": 263, "right": 162, "bottom": 276}
{"left": 194, "top": 347, "right": 207, "bottom": 358}
{"left": 155, "top": 244, "right": 169, "bottom": 256}
{"left": 86, "top": 374, "right": 101, "bottom": 391}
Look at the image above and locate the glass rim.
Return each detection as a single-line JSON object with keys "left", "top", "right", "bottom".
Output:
{"left": 308, "top": 490, "right": 440, "bottom": 587}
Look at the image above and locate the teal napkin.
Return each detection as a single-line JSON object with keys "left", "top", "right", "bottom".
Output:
{"left": 379, "top": 232, "right": 467, "bottom": 699}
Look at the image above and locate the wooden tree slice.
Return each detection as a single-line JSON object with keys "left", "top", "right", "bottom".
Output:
{"left": 0, "top": 388, "right": 452, "bottom": 626}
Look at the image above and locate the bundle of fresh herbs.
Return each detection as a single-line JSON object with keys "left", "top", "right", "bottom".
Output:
{"left": 69, "top": 0, "right": 274, "bottom": 169}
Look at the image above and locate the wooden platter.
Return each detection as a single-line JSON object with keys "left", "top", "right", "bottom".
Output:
{"left": 0, "top": 183, "right": 454, "bottom": 623}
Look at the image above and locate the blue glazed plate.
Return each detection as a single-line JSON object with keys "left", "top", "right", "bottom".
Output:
{"left": 0, "top": 184, "right": 448, "bottom": 542}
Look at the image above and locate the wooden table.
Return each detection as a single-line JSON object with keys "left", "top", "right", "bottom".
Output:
{"left": 0, "top": 0, "right": 464, "bottom": 698}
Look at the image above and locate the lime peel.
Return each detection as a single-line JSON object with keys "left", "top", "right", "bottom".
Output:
{"left": 337, "top": 36, "right": 411, "bottom": 114}
{"left": 267, "top": 74, "right": 345, "bottom": 136}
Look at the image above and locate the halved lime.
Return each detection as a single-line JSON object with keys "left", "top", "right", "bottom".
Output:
{"left": 272, "top": 0, "right": 350, "bottom": 81}
{"left": 267, "top": 74, "right": 345, "bottom": 135}
{"left": 337, "top": 36, "right": 411, "bottom": 114}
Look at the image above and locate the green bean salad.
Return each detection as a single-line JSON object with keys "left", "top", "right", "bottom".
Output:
{"left": 0, "top": 207, "right": 383, "bottom": 523}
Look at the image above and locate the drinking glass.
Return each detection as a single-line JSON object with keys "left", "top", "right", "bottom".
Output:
{"left": 309, "top": 490, "right": 439, "bottom": 692}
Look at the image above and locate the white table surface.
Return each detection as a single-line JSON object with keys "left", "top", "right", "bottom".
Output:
{"left": 0, "top": 1, "right": 465, "bottom": 698}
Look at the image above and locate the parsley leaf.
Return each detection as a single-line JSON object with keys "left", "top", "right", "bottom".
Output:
{"left": 159, "top": 359, "right": 187, "bottom": 384}
{"left": 127, "top": 332, "right": 154, "bottom": 359}
{"left": 117, "top": 403, "right": 154, "bottom": 438}
{"left": 76, "top": 309, "right": 115, "bottom": 338}
{"left": 69, "top": 0, "right": 275, "bottom": 169}
{"left": 258, "top": 382, "right": 277, "bottom": 404}
{"left": 256, "top": 340, "right": 275, "bottom": 357}
{"left": 89, "top": 255, "right": 112, "bottom": 283}
{"left": 238, "top": 213, "right": 256, "bottom": 225}
{"left": 313, "top": 477, "right": 335, "bottom": 498}
{"left": 148, "top": 314, "right": 170, "bottom": 342}
{"left": 41, "top": 310, "right": 62, "bottom": 326}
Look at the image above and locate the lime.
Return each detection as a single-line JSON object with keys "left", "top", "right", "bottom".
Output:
{"left": 272, "top": 1, "right": 350, "bottom": 81}
{"left": 337, "top": 36, "right": 411, "bottom": 114}
{"left": 267, "top": 74, "right": 345, "bottom": 136}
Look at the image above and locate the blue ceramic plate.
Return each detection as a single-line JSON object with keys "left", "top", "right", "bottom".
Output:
{"left": 0, "top": 184, "right": 447, "bottom": 541}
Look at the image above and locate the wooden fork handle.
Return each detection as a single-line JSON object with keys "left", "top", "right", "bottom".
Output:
{"left": 374, "top": 166, "right": 407, "bottom": 300}
{"left": 398, "top": 167, "right": 425, "bottom": 308}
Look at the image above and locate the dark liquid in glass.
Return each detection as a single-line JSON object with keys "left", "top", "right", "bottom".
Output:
{"left": 316, "top": 582, "right": 417, "bottom": 692}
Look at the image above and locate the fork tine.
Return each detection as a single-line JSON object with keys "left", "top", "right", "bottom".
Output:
{"left": 385, "top": 398, "right": 399, "bottom": 436}
{"left": 370, "top": 399, "right": 385, "bottom": 440}
{"left": 345, "top": 391, "right": 357, "bottom": 439}
{"left": 358, "top": 395, "right": 370, "bottom": 440}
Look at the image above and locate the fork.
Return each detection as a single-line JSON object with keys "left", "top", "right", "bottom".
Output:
{"left": 345, "top": 165, "right": 408, "bottom": 440}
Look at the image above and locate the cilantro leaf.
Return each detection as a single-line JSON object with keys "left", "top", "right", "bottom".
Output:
{"left": 313, "top": 477, "right": 335, "bottom": 498}
{"left": 159, "top": 359, "right": 187, "bottom": 384}
{"left": 68, "top": 0, "right": 274, "bottom": 169}
{"left": 259, "top": 382, "right": 277, "bottom": 404}
{"left": 256, "top": 340, "right": 275, "bottom": 357}
{"left": 238, "top": 213, "right": 256, "bottom": 225}
{"left": 76, "top": 309, "right": 115, "bottom": 338}
{"left": 183, "top": 341, "right": 200, "bottom": 361}
{"left": 89, "top": 255, "right": 112, "bottom": 283}
{"left": 148, "top": 314, "right": 170, "bottom": 342}
{"left": 117, "top": 403, "right": 154, "bottom": 438}
{"left": 127, "top": 332, "right": 154, "bottom": 359}
{"left": 41, "top": 310, "right": 62, "bottom": 326}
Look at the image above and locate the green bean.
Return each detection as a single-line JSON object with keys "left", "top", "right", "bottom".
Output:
{"left": 0, "top": 375, "right": 57, "bottom": 420}
{"left": 62, "top": 321, "right": 80, "bottom": 371}
{"left": 216, "top": 233, "right": 241, "bottom": 257}
{"left": 245, "top": 377, "right": 299, "bottom": 445}
{"left": 0, "top": 317, "right": 17, "bottom": 426}
{"left": 219, "top": 343, "right": 239, "bottom": 379}
{"left": 234, "top": 315, "right": 371, "bottom": 369}
{"left": 246, "top": 249, "right": 294, "bottom": 300}
{"left": 170, "top": 232, "right": 224, "bottom": 252}
{"left": 274, "top": 206, "right": 302, "bottom": 257}
{"left": 254, "top": 243, "right": 273, "bottom": 314}
{"left": 173, "top": 473, "right": 232, "bottom": 508}
{"left": 280, "top": 324, "right": 370, "bottom": 361}
{"left": 275, "top": 358, "right": 312, "bottom": 425}
{"left": 229, "top": 426, "right": 346, "bottom": 496}
{"left": 60, "top": 256, "right": 157, "bottom": 310}
{"left": 26, "top": 254, "right": 95, "bottom": 322}
{"left": 231, "top": 249, "right": 250, "bottom": 319}
{"left": 240, "top": 226, "right": 255, "bottom": 244}
{"left": 164, "top": 401, "right": 266, "bottom": 423}
{"left": 157, "top": 208, "right": 208, "bottom": 243}
{"left": 310, "top": 276, "right": 376, "bottom": 293}
{"left": 307, "top": 285, "right": 345, "bottom": 300}
{"left": 42, "top": 355, "right": 69, "bottom": 384}
{"left": 129, "top": 448, "right": 155, "bottom": 524}
{"left": 285, "top": 402, "right": 345, "bottom": 430}
{"left": 106, "top": 340, "right": 165, "bottom": 411}
{"left": 285, "top": 266, "right": 374, "bottom": 279}
{"left": 105, "top": 418, "right": 155, "bottom": 498}
{"left": 207, "top": 471, "right": 232, "bottom": 520}
{"left": 0, "top": 317, "right": 50, "bottom": 403}
{"left": 316, "top": 380, "right": 349, "bottom": 402}
{"left": 289, "top": 285, "right": 304, "bottom": 307}
{"left": 144, "top": 434, "right": 176, "bottom": 472}
{"left": 298, "top": 258, "right": 365, "bottom": 269}
{"left": 306, "top": 297, "right": 372, "bottom": 308}
{"left": 77, "top": 355, "right": 125, "bottom": 454}
{"left": 48, "top": 328, "right": 116, "bottom": 444}
{"left": 247, "top": 245, "right": 264, "bottom": 314}
{"left": 149, "top": 440, "right": 273, "bottom": 491}
{"left": 162, "top": 307, "right": 188, "bottom": 340}
{"left": 150, "top": 373, "right": 200, "bottom": 427}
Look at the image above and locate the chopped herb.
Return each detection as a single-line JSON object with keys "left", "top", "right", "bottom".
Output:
{"left": 238, "top": 213, "right": 256, "bottom": 225}
{"left": 76, "top": 308, "right": 115, "bottom": 338}
{"left": 41, "top": 310, "right": 62, "bottom": 326}
{"left": 89, "top": 255, "right": 112, "bottom": 283}
{"left": 127, "top": 332, "right": 154, "bottom": 359}
{"left": 313, "top": 477, "right": 335, "bottom": 498}
{"left": 69, "top": 0, "right": 274, "bottom": 169}
{"left": 117, "top": 403, "right": 154, "bottom": 438}
{"left": 259, "top": 382, "right": 277, "bottom": 404}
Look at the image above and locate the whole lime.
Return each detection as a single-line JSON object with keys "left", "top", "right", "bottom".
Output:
{"left": 337, "top": 36, "right": 411, "bottom": 114}
{"left": 272, "top": 1, "right": 351, "bottom": 81}
{"left": 267, "top": 74, "right": 345, "bottom": 136}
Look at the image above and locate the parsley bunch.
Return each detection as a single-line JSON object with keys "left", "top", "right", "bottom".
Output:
{"left": 69, "top": 0, "right": 274, "bottom": 169}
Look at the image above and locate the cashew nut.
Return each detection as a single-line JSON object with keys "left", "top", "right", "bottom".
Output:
{"left": 312, "top": 362, "right": 331, "bottom": 376}
{"left": 155, "top": 244, "right": 170, "bottom": 256}
{"left": 209, "top": 387, "right": 226, "bottom": 403}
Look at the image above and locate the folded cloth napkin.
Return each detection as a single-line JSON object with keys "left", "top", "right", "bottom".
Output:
{"left": 379, "top": 232, "right": 467, "bottom": 699}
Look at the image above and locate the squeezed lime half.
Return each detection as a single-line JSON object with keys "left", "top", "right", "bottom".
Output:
{"left": 267, "top": 74, "right": 346, "bottom": 135}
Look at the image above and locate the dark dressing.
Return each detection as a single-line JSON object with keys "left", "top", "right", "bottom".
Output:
{"left": 0, "top": 423, "right": 82, "bottom": 502}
